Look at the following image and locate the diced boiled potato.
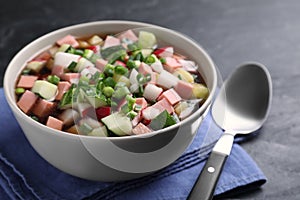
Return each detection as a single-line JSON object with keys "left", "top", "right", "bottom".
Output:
{"left": 173, "top": 68, "right": 194, "bottom": 83}
{"left": 174, "top": 101, "right": 189, "bottom": 115}
{"left": 192, "top": 83, "right": 209, "bottom": 99}
{"left": 88, "top": 35, "right": 103, "bottom": 46}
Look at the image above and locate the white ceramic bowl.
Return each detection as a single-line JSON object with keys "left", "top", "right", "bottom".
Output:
{"left": 4, "top": 21, "right": 217, "bottom": 181}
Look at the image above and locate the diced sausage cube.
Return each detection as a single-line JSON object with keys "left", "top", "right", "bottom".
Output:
{"left": 17, "top": 75, "right": 38, "bottom": 89}
{"left": 158, "top": 88, "right": 182, "bottom": 105}
{"left": 55, "top": 81, "right": 71, "bottom": 100}
{"left": 102, "top": 36, "right": 120, "bottom": 49}
{"left": 142, "top": 98, "right": 174, "bottom": 120}
{"left": 56, "top": 35, "right": 79, "bottom": 48}
{"left": 61, "top": 73, "right": 80, "bottom": 83}
{"left": 135, "top": 98, "right": 148, "bottom": 109}
{"left": 31, "top": 99, "right": 56, "bottom": 118}
{"left": 117, "top": 29, "right": 138, "bottom": 42}
{"left": 132, "top": 123, "right": 152, "bottom": 135}
{"left": 51, "top": 65, "right": 65, "bottom": 77}
{"left": 17, "top": 90, "right": 38, "bottom": 114}
{"left": 153, "top": 98, "right": 174, "bottom": 114}
{"left": 46, "top": 116, "right": 63, "bottom": 131}
{"left": 164, "top": 57, "right": 182, "bottom": 73}
{"left": 174, "top": 80, "right": 194, "bottom": 99}
{"left": 34, "top": 51, "right": 52, "bottom": 62}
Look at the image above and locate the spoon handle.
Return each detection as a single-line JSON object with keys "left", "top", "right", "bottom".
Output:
{"left": 187, "top": 151, "right": 228, "bottom": 200}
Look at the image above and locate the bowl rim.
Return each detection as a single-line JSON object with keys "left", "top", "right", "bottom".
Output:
{"left": 4, "top": 20, "right": 217, "bottom": 141}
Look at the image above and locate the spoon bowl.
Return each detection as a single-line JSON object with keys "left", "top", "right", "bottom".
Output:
{"left": 188, "top": 62, "right": 272, "bottom": 200}
{"left": 212, "top": 62, "right": 272, "bottom": 134}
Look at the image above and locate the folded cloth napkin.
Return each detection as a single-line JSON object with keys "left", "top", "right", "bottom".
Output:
{"left": 0, "top": 88, "right": 266, "bottom": 200}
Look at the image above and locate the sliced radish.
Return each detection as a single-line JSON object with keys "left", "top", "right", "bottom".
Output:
{"left": 54, "top": 52, "right": 80, "bottom": 68}
{"left": 58, "top": 109, "right": 80, "bottom": 126}
{"left": 154, "top": 46, "right": 174, "bottom": 58}
{"left": 157, "top": 70, "right": 179, "bottom": 89}
{"left": 150, "top": 61, "right": 163, "bottom": 73}
{"left": 143, "top": 83, "right": 163, "bottom": 101}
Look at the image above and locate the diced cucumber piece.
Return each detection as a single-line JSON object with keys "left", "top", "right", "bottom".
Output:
{"left": 83, "top": 49, "right": 94, "bottom": 59}
{"left": 88, "top": 126, "right": 108, "bottom": 137}
{"left": 31, "top": 80, "right": 58, "bottom": 100}
{"left": 75, "top": 57, "right": 94, "bottom": 72}
{"left": 57, "top": 44, "right": 71, "bottom": 52}
{"left": 101, "top": 112, "right": 132, "bottom": 136}
{"left": 26, "top": 61, "right": 46, "bottom": 73}
{"left": 138, "top": 31, "right": 157, "bottom": 49}
{"left": 149, "top": 110, "right": 177, "bottom": 131}
{"left": 78, "top": 123, "right": 93, "bottom": 135}
{"left": 101, "top": 45, "right": 125, "bottom": 60}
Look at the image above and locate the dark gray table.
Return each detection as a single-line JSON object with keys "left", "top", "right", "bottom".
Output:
{"left": 1, "top": 0, "right": 299, "bottom": 199}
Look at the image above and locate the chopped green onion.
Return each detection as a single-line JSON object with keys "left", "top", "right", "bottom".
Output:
{"left": 114, "top": 65, "right": 128, "bottom": 75}
{"left": 126, "top": 95, "right": 136, "bottom": 109}
{"left": 134, "top": 104, "right": 142, "bottom": 112}
{"left": 177, "top": 74, "right": 182, "bottom": 80}
{"left": 144, "top": 55, "right": 156, "bottom": 64}
{"left": 127, "top": 43, "right": 139, "bottom": 52}
{"left": 145, "top": 74, "right": 151, "bottom": 82}
{"left": 31, "top": 115, "right": 39, "bottom": 122}
{"left": 160, "top": 58, "right": 166, "bottom": 64}
{"left": 21, "top": 68, "right": 31, "bottom": 75}
{"left": 67, "top": 47, "right": 75, "bottom": 54}
{"left": 126, "top": 60, "right": 137, "bottom": 69}
{"left": 103, "top": 86, "right": 114, "bottom": 97}
{"left": 103, "top": 77, "right": 116, "bottom": 88}
{"left": 113, "top": 86, "right": 130, "bottom": 99}
{"left": 74, "top": 49, "right": 84, "bottom": 56}
{"left": 127, "top": 110, "right": 138, "bottom": 120}
{"left": 15, "top": 88, "right": 25, "bottom": 95}
{"left": 134, "top": 52, "right": 144, "bottom": 61}
{"left": 104, "top": 64, "right": 115, "bottom": 77}
{"left": 47, "top": 75, "right": 60, "bottom": 85}
{"left": 67, "top": 61, "right": 77, "bottom": 72}
{"left": 83, "top": 49, "right": 94, "bottom": 59}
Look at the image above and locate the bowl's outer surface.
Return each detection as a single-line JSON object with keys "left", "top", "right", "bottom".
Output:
{"left": 4, "top": 21, "right": 217, "bottom": 181}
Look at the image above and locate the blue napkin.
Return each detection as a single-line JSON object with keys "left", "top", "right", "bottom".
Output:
{"left": 0, "top": 88, "right": 266, "bottom": 200}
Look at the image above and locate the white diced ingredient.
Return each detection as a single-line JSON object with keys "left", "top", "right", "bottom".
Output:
{"left": 143, "top": 83, "right": 163, "bottom": 101}
{"left": 54, "top": 52, "right": 80, "bottom": 68}
{"left": 58, "top": 109, "right": 80, "bottom": 126}
{"left": 157, "top": 70, "right": 179, "bottom": 89}
{"left": 142, "top": 107, "right": 161, "bottom": 120}
{"left": 129, "top": 69, "right": 139, "bottom": 84}
{"left": 151, "top": 61, "right": 163, "bottom": 73}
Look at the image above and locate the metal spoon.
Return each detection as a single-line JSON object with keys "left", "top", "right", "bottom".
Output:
{"left": 188, "top": 62, "right": 272, "bottom": 200}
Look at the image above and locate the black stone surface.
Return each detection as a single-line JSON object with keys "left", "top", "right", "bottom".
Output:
{"left": 1, "top": 0, "right": 299, "bottom": 199}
